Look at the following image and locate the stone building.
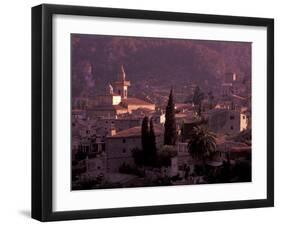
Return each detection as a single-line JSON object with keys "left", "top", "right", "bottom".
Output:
{"left": 207, "top": 109, "right": 247, "bottom": 135}
{"left": 105, "top": 125, "right": 164, "bottom": 172}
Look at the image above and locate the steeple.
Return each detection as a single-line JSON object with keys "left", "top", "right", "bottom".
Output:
{"left": 113, "top": 65, "right": 131, "bottom": 99}
{"left": 118, "top": 65, "right": 126, "bottom": 81}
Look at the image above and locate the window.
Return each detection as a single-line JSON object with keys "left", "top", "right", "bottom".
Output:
{"left": 118, "top": 90, "right": 121, "bottom": 95}
{"left": 230, "top": 115, "right": 235, "bottom": 120}
{"left": 230, "top": 126, "right": 234, "bottom": 130}
{"left": 122, "top": 148, "right": 126, "bottom": 153}
{"left": 122, "top": 138, "right": 126, "bottom": 143}
{"left": 243, "top": 116, "right": 246, "bottom": 119}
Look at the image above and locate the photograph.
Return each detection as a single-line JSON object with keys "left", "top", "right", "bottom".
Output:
{"left": 30, "top": 3, "right": 274, "bottom": 221}
{"left": 71, "top": 34, "right": 252, "bottom": 190}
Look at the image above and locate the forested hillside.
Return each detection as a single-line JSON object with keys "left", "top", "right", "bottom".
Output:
{"left": 71, "top": 34, "right": 251, "bottom": 97}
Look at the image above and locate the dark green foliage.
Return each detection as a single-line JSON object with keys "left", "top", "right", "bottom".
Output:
{"left": 136, "top": 117, "right": 159, "bottom": 166}
{"left": 141, "top": 116, "right": 150, "bottom": 157}
{"left": 72, "top": 35, "right": 251, "bottom": 97}
{"left": 188, "top": 126, "right": 217, "bottom": 162}
{"left": 132, "top": 147, "right": 145, "bottom": 166}
{"left": 148, "top": 118, "right": 157, "bottom": 163}
{"left": 164, "top": 89, "right": 177, "bottom": 145}
{"left": 156, "top": 145, "right": 177, "bottom": 167}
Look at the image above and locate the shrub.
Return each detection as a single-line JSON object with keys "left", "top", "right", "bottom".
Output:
{"left": 155, "top": 145, "right": 177, "bottom": 167}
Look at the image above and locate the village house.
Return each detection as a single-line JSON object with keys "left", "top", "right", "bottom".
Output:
{"left": 105, "top": 124, "right": 164, "bottom": 172}
{"left": 72, "top": 97, "right": 90, "bottom": 110}
{"left": 79, "top": 153, "right": 107, "bottom": 181}
{"left": 207, "top": 109, "right": 247, "bottom": 135}
{"left": 72, "top": 109, "right": 87, "bottom": 120}
{"left": 111, "top": 118, "right": 141, "bottom": 131}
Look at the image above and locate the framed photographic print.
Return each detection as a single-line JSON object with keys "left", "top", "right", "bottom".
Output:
{"left": 32, "top": 4, "right": 274, "bottom": 221}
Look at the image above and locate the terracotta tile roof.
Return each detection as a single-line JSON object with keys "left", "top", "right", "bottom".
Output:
{"left": 108, "top": 125, "right": 163, "bottom": 138}
{"left": 90, "top": 105, "right": 127, "bottom": 111}
{"left": 122, "top": 97, "right": 154, "bottom": 106}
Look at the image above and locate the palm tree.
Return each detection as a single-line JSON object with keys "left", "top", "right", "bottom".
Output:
{"left": 188, "top": 126, "right": 217, "bottom": 165}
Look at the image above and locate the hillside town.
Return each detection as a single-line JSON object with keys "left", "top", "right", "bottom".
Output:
{"left": 72, "top": 65, "right": 251, "bottom": 190}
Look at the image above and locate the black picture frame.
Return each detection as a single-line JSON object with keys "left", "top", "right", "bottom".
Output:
{"left": 32, "top": 3, "right": 274, "bottom": 222}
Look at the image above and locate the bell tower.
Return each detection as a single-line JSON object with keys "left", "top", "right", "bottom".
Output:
{"left": 113, "top": 65, "right": 131, "bottom": 99}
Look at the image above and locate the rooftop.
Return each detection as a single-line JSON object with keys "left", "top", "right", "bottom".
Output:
{"left": 90, "top": 105, "right": 127, "bottom": 111}
{"left": 122, "top": 97, "right": 155, "bottom": 106}
{"left": 108, "top": 124, "right": 163, "bottom": 138}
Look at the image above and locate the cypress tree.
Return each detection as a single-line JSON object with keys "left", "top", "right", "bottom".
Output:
{"left": 141, "top": 116, "right": 150, "bottom": 157}
{"left": 192, "top": 86, "right": 204, "bottom": 116}
{"left": 149, "top": 118, "right": 157, "bottom": 160}
{"left": 164, "top": 88, "right": 177, "bottom": 145}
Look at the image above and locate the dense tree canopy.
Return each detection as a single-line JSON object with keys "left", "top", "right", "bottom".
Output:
{"left": 188, "top": 126, "right": 217, "bottom": 162}
{"left": 71, "top": 35, "right": 251, "bottom": 97}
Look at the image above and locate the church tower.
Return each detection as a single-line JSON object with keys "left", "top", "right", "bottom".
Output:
{"left": 113, "top": 65, "right": 131, "bottom": 99}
